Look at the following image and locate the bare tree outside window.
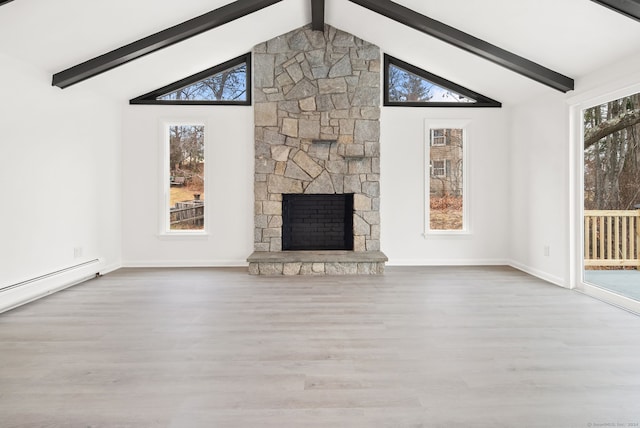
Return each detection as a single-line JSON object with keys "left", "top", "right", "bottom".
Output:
{"left": 158, "top": 63, "right": 247, "bottom": 102}
{"left": 388, "top": 64, "right": 475, "bottom": 104}
{"left": 583, "top": 93, "right": 640, "bottom": 285}
{"left": 584, "top": 93, "right": 640, "bottom": 211}
{"left": 168, "top": 125, "right": 205, "bottom": 231}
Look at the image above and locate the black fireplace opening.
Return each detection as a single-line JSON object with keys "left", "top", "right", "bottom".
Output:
{"left": 282, "top": 194, "right": 354, "bottom": 251}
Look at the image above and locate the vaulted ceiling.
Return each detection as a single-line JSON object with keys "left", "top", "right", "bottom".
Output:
{"left": 1, "top": 0, "right": 639, "bottom": 105}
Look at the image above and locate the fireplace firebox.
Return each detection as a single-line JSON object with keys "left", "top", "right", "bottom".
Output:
{"left": 282, "top": 194, "right": 354, "bottom": 251}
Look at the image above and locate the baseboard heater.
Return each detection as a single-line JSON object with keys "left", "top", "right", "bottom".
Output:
{"left": 0, "top": 259, "right": 100, "bottom": 293}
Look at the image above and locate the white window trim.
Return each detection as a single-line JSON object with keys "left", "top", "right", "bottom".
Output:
{"left": 158, "top": 119, "right": 210, "bottom": 238}
{"left": 431, "top": 129, "right": 447, "bottom": 146}
{"left": 424, "top": 119, "right": 471, "bottom": 236}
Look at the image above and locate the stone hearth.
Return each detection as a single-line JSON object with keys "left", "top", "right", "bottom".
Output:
{"left": 248, "top": 24, "right": 386, "bottom": 275}
{"left": 248, "top": 250, "right": 387, "bottom": 275}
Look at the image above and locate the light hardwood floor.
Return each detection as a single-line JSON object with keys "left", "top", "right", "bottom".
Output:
{"left": 1, "top": 266, "right": 640, "bottom": 427}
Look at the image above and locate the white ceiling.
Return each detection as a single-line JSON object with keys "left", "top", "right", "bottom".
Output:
{"left": 1, "top": 0, "right": 639, "bottom": 105}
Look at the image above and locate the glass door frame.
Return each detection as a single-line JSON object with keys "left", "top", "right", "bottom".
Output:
{"left": 570, "top": 84, "right": 640, "bottom": 315}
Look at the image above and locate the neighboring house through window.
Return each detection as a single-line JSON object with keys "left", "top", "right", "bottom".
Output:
{"left": 426, "top": 123, "right": 469, "bottom": 234}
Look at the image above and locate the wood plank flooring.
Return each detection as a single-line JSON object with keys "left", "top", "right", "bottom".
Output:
{"left": 1, "top": 266, "right": 640, "bottom": 427}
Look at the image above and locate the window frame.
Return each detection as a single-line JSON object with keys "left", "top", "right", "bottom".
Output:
{"left": 425, "top": 120, "right": 471, "bottom": 236}
{"left": 384, "top": 54, "right": 501, "bottom": 108}
{"left": 431, "top": 159, "right": 447, "bottom": 177}
{"left": 159, "top": 119, "right": 209, "bottom": 238}
{"left": 431, "top": 129, "right": 447, "bottom": 146}
{"left": 131, "top": 53, "right": 252, "bottom": 106}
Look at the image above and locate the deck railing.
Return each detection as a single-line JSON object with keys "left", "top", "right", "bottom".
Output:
{"left": 584, "top": 210, "right": 640, "bottom": 268}
{"left": 170, "top": 201, "right": 204, "bottom": 227}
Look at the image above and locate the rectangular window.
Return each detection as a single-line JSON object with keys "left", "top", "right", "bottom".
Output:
{"left": 427, "top": 124, "right": 468, "bottom": 233}
{"left": 431, "top": 129, "right": 446, "bottom": 146}
{"left": 431, "top": 159, "right": 446, "bottom": 177}
{"left": 164, "top": 123, "right": 206, "bottom": 233}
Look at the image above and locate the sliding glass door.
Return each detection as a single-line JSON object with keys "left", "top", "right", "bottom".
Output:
{"left": 582, "top": 92, "right": 640, "bottom": 307}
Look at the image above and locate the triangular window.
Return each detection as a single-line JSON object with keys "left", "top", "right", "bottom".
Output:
{"left": 130, "top": 53, "right": 251, "bottom": 105}
{"left": 384, "top": 55, "right": 500, "bottom": 107}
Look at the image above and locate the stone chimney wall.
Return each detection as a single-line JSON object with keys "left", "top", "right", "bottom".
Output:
{"left": 253, "top": 25, "right": 381, "bottom": 253}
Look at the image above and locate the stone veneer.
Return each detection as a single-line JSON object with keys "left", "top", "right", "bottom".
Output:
{"left": 249, "top": 24, "right": 385, "bottom": 275}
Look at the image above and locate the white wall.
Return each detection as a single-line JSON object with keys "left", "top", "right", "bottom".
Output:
{"left": 122, "top": 104, "right": 511, "bottom": 268}
{"left": 381, "top": 107, "right": 510, "bottom": 265}
{"left": 508, "top": 92, "right": 570, "bottom": 287}
{"left": 0, "top": 53, "right": 122, "bottom": 312}
{"left": 121, "top": 106, "right": 254, "bottom": 266}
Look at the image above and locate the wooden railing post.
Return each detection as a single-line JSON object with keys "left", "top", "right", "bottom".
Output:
{"left": 637, "top": 209, "right": 640, "bottom": 270}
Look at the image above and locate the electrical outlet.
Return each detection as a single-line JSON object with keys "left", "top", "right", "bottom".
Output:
{"left": 544, "top": 245, "right": 550, "bottom": 257}
{"left": 74, "top": 247, "right": 83, "bottom": 259}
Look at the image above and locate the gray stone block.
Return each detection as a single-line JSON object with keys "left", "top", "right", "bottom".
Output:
{"left": 255, "top": 102, "right": 278, "bottom": 127}
{"left": 259, "top": 263, "right": 283, "bottom": 275}
{"left": 271, "top": 145, "right": 291, "bottom": 162}
{"left": 343, "top": 175, "right": 362, "bottom": 193}
{"left": 290, "top": 31, "right": 311, "bottom": 51}
{"left": 254, "top": 54, "right": 275, "bottom": 87}
{"left": 354, "top": 120, "right": 380, "bottom": 142}
{"left": 262, "top": 200, "right": 282, "bottom": 215}
{"left": 284, "top": 161, "right": 312, "bottom": 181}
{"left": 293, "top": 150, "right": 323, "bottom": 177}
{"left": 353, "top": 214, "right": 371, "bottom": 236}
{"left": 283, "top": 262, "right": 302, "bottom": 275}
{"left": 329, "top": 54, "right": 352, "bottom": 78}
{"left": 286, "top": 62, "right": 304, "bottom": 83}
{"left": 267, "top": 36, "right": 289, "bottom": 54}
{"left": 248, "top": 263, "right": 260, "bottom": 275}
{"left": 281, "top": 118, "right": 298, "bottom": 138}
{"left": 268, "top": 175, "right": 303, "bottom": 194}
{"left": 276, "top": 71, "right": 294, "bottom": 88}
{"left": 299, "top": 96, "right": 317, "bottom": 111}
{"left": 298, "top": 118, "right": 321, "bottom": 140}
{"left": 318, "top": 77, "right": 348, "bottom": 94}
{"left": 352, "top": 87, "right": 380, "bottom": 106}
{"left": 312, "top": 66, "right": 330, "bottom": 79}
{"left": 325, "top": 263, "right": 358, "bottom": 275}
{"left": 362, "top": 181, "right": 380, "bottom": 197}
{"left": 279, "top": 100, "right": 301, "bottom": 114}
{"left": 331, "top": 93, "right": 350, "bottom": 109}
{"left": 285, "top": 79, "right": 318, "bottom": 100}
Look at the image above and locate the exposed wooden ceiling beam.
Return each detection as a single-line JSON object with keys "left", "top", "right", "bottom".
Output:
{"left": 591, "top": 0, "right": 640, "bottom": 22}
{"left": 311, "top": 0, "right": 325, "bottom": 31}
{"left": 347, "top": 0, "right": 575, "bottom": 93}
{"left": 52, "top": 0, "right": 283, "bottom": 89}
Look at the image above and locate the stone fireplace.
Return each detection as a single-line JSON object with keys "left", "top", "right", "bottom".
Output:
{"left": 247, "top": 24, "right": 387, "bottom": 275}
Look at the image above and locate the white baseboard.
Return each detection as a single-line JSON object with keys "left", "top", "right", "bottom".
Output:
{"left": 507, "top": 260, "right": 568, "bottom": 288}
{"left": 0, "top": 258, "right": 108, "bottom": 314}
{"left": 387, "top": 258, "right": 509, "bottom": 266}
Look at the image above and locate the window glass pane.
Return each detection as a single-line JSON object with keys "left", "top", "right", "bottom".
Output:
{"left": 388, "top": 64, "right": 476, "bottom": 103}
{"left": 158, "top": 63, "right": 247, "bottom": 102}
{"left": 168, "top": 125, "right": 205, "bottom": 231}
{"left": 429, "top": 128, "right": 464, "bottom": 231}
{"left": 583, "top": 92, "right": 640, "bottom": 302}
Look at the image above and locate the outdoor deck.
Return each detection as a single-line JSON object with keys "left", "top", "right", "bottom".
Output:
{"left": 583, "top": 209, "right": 640, "bottom": 301}
{"left": 584, "top": 269, "right": 640, "bottom": 301}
